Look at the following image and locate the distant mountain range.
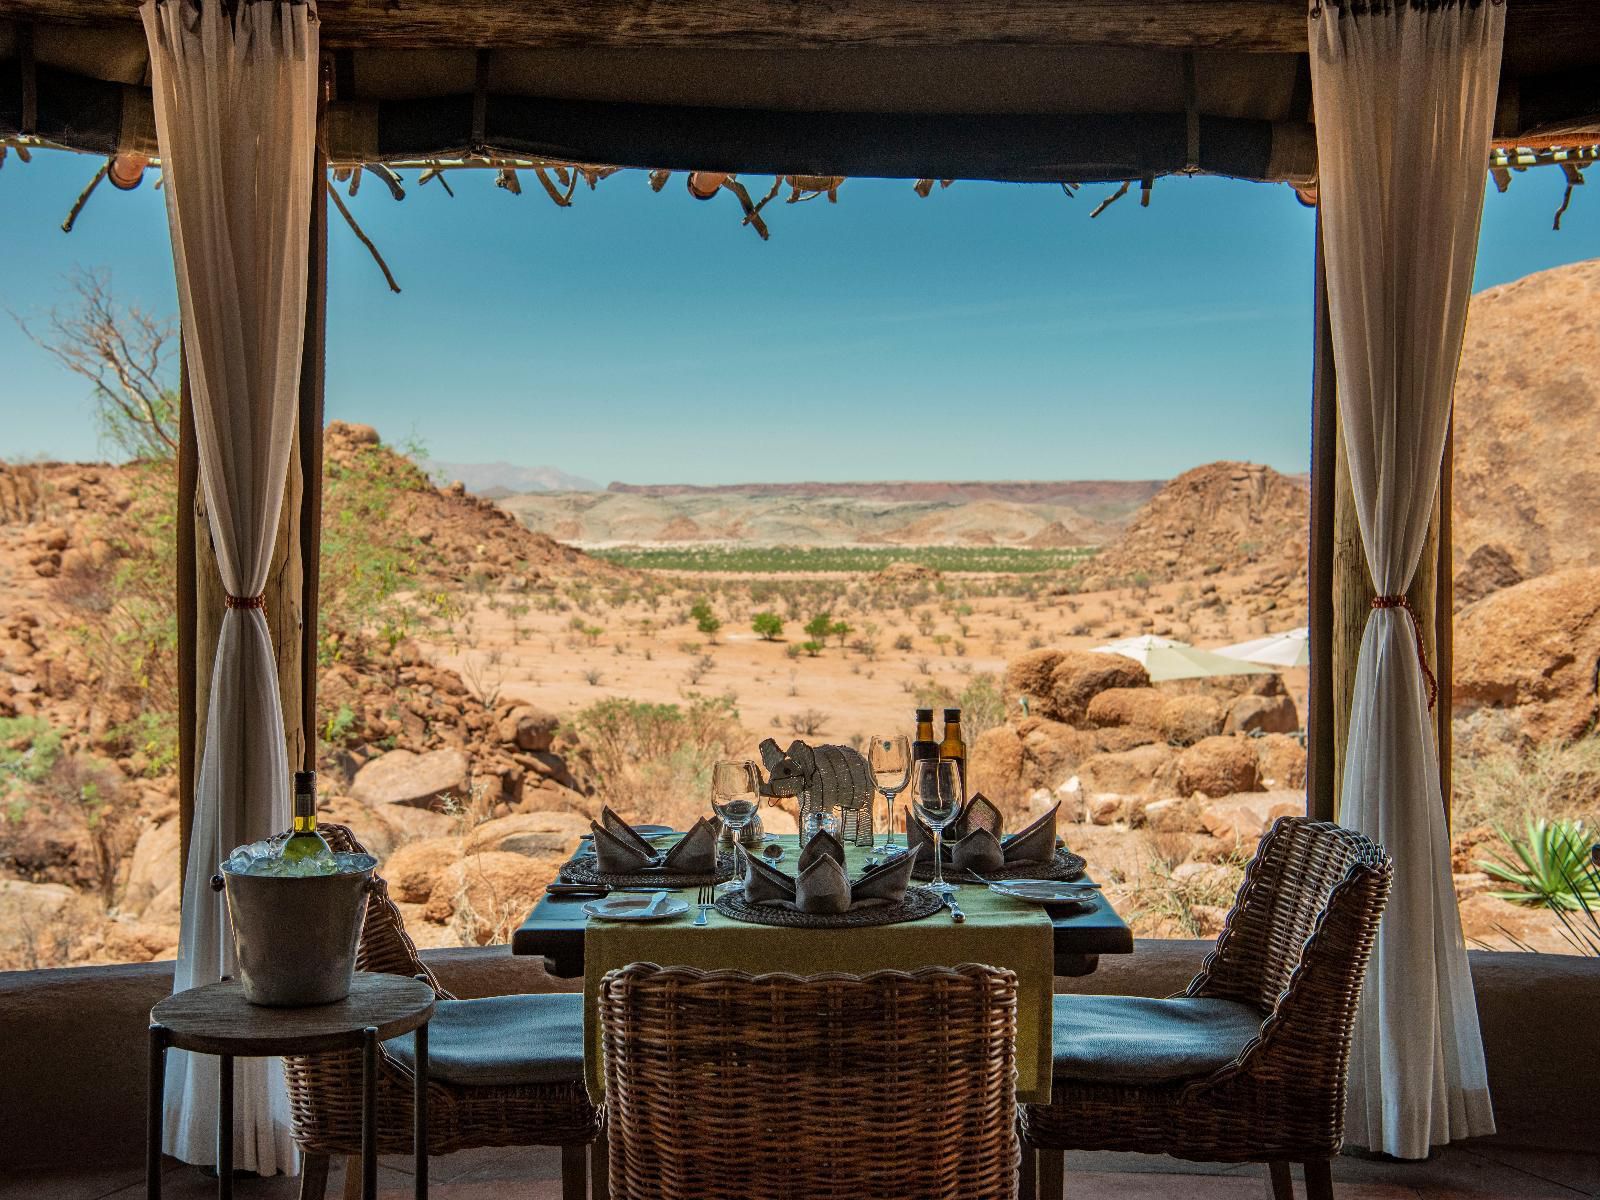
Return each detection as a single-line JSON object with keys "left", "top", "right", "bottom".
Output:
{"left": 422, "top": 460, "right": 599, "bottom": 496}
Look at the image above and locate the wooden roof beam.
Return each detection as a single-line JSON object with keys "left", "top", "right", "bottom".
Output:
{"left": 0, "top": 0, "right": 1594, "bottom": 74}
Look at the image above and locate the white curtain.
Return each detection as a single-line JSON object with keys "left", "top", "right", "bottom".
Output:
{"left": 1311, "top": 0, "right": 1501, "bottom": 1160}
{"left": 142, "top": 0, "right": 319, "bottom": 1174}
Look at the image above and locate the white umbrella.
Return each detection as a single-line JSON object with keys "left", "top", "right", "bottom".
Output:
{"left": 1091, "top": 634, "right": 1272, "bottom": 683}
{"left": 1214, "top": 627, "right": 1310, "bottom": 669}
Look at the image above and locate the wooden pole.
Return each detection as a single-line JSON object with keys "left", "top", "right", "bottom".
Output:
{"left": 1306, "top": 207, "right": 1337, "bottom": 824}
{"left": 175, "top": 350, "right": 197, "bottom": 887}
{"left": 298, "top": 136, "right": 329, "bottom": 773}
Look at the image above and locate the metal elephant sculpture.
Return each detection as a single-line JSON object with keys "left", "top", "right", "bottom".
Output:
{"left": 756, "top": 738, "right": 876, "bottom": 847}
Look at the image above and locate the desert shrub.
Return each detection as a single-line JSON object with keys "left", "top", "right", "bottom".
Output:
{"left": 568, "top": 695, "right": 742, "bottom": 830}
{"left": 1453, "top": 734, "right": 1600, "bottom": 833}
{"left": 752, "top": 611, "right": 783, "bottom": 641}
{"left": 913, "top": 673, "right": 1007, "bottom": 738}
{"left": 690, "top": 600, "right": 721, "bottom": 642}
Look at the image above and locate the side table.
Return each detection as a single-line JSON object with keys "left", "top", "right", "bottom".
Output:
{"left": 149, "top": 972, "right": 435, "bottom": 1200}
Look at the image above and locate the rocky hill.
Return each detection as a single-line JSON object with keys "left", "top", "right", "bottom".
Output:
{"left": 1452, "top": 257, "right": 1600, "bottom": 603}
{"left": 497, "top": 479, "right": 1162, "bottom": 547}
{"left": 1080, "top": 462, "right": 1309, "bottom": 589}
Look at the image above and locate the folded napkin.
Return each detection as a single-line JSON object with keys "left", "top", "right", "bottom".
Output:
{"left": 908, "top": 795, "right": 1059, "bottom": 873}
{"left": 743, "top": 831, "right": 922, "bottom": 915}
{"left": 590, "top": 807, "right": 720, "bottom": 875}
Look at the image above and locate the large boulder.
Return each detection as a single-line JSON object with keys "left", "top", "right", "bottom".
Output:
{"left": 1047, "top": 652, "right": 1151, "bottom": 725}
{"left": 382, "top": 836, "right": 464, "bottom": 903}
{"left": 1177, "top": 736, "right": 1261, "bottom": 798}
{"left": 1142, "top": 796, "right": 1208, "bottom": 834}
{"left": 496, "top": 705, "right": 559, "bottom": 753}
{"left": 1085, "top": 688, "right": 1166, "bottom": 731}
{"left": 318, "top": 794, "right": 402, "bottom": 860}
{"left": 1004, "top": 649, "right": 1064, "bottom": 708}
{"left": 352, "top": 748, "right": 471, "bottom": 811}
{"left": 1075, "top": 743, "right": 1179, "bottom": 795}
{"left": 1223, "top": 694, "right": 1300, "bottom": 735}
{"left": 968, "top": 725, "right": 1025, "bottom": 801}
{"left": 0, "top": 880, "right": 99, "bottom": 970}
{"left": 1255, "top": 734, "right": 1308, "bottom": 790}
{"left": 1199, "top": 791, "right": 1305, "bottom": 846}
{"left": 1157, "top": 695, "right": 1227, "bottom": 746}
{"left": 424, "top": 851, "right": 559, "bottom": 944}
{"left": 465, "top": 811, "right": 590, "bottom": 857}
{"left": 122, "top": 818, "right": 180, "bottom": 918}
{"left": 1453, "top": 566, "right": 1600, "bottom": 744}
{"left": 1017, "top": 719, "right": 1096, "bottom": 789}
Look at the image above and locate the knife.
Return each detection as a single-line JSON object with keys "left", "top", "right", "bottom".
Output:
{"left": 943, "top": 893, "right": 966, "bottom": 923}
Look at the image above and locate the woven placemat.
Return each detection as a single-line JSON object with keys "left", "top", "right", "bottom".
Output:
{"left": 560, "top": 849, "right": 736, "bottom": 889}
{"left": 911, "top": 846, "right": 1087, "bottom": 884}
{"left": 713, "top": 886, "right": 943, "bottom": 928}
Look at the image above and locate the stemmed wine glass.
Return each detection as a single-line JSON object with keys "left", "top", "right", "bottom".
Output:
{"left": 867, "top": 734, "right": 911, "bottom": 854}
{"left": 911, "top": 758, "right": 963, "bottom": 895}
{"left": 710, "top": 759, "right": 761, "bottom": 895}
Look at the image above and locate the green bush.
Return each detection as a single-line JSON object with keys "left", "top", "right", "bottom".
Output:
{"left": 1478, "top": 818, "right": 1600, "bottom": 911}
{"left": 751, "top": 612, "right": 783, "bottom": 641}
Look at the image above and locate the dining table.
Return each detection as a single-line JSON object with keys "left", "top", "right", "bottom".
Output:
{"left": 512, "top": 831, "right": 1134, "bottom": 1106}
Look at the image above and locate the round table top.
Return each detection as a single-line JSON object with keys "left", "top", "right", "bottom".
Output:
{"left": 151, "top": 972, "right": 435, "bottom": 1056}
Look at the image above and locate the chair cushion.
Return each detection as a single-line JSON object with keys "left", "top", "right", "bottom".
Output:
{"left": 387, "top": 994, "right": 584, "bottom": 1088}
{"left": 1052, "top": 995, "right": 1264, "bottom": 1086}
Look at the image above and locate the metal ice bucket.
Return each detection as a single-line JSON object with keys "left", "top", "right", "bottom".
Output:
{"left": 210, "top": 854, "right": 378, "bottom": 1006}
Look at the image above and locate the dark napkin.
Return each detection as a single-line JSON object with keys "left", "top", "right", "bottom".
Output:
{"left": 908, "top": 795, "right": 1059, "bottom": 872}
{"left": 743, "top": 833, "right": 921, "bottom": 914}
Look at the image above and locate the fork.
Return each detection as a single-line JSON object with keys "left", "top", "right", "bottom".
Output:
{"left": 694, "top": 884, "right": 713, "bottom": 927}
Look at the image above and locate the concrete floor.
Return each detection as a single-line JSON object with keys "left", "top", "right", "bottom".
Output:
{"left": 6, "top": 1143, "right": 1597, "bottom": 1200}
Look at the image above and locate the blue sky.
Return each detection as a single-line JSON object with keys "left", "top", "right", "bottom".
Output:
{"left": 1, "top": 150, "right": 1595, "bottom": 484}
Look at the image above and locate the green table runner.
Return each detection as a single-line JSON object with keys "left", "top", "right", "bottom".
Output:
{"left": 581, "top": 836, "right": 1054, "bottom": 1104}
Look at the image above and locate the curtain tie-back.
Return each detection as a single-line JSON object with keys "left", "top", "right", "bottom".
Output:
{"left": 224, "top": 592, "right": 267, "bottom": 611}
{"left": 1371, "top": 594, "right": 1438, "bottom": 710}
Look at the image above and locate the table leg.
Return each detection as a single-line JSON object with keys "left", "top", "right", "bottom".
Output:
{"left": 362, "top": 1027, "right": 378, "bottom": 1200}
{"left": 147, "top": 1025, "right": 168, "bottom": 1200}
{"left": 413, "top": 1021, "right": 428, "bottom": 1200}
{"left": 217, "top": 1055, "right": 233, "bottom": 1200}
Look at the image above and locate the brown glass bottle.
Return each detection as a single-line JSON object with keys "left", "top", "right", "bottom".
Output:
{"left": 911, "top": 708, "right": 938, "bottom": 766}
{"left": 939, "top": 708, "right": 967, "bottom": 796}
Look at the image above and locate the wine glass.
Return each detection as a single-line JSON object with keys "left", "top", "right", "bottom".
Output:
{"left": 867, "top": 734, "right": 912, "bottom": 853}
{"left": 710, "top": 759, "right": 761, "bottom": 894}
{"left": 911, "top": 758, "right": 963, "bottom": 895}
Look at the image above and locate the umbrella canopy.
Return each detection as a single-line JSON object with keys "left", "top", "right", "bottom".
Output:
{"left": 1091, "top": 634, "right": 1272, "bottom": 683}
{"left": 1214, "top": 627, "right": 1310, "bottom": 669}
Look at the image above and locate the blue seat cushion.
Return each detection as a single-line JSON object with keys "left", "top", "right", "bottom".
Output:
{"left": 1052, "top": 995, "right": 1264, "bottom": 1086}
{"left": 386, "top": 994, "right": 584, "bottom": 1088}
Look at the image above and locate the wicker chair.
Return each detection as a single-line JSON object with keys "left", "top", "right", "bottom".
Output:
{"left": 282, "top": 824, "right": 601, "bottom": 1200}
{"left": 599, "top": 962, "right": 1019, "bottom": 1200}
{"left": 1020, "top": 816, "right": 1392, "bottom": 1200}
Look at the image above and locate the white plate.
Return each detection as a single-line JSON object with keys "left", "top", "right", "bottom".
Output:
{"left": 582, "top": 893, "right": 689, "bottom": 922}
{"left": 988, "top": 881, "right": 1100, "bottom": 905}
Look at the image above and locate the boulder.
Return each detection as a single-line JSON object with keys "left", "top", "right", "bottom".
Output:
{"left": 1075, "top": 743, "right": 1179, "bottom": 796}
{"left": 0, "top": 880, "right": 99, "bottom": 970}
{"left": 968, "top": 725, "right": 1024, "bottom": 801}
{"left": 424, "top": 851, "right": 561, "bottom": 944}
{"left": 380, "top": 804, "right": 460, "bottom": 842}
{"left": 465, "top": 812, "right": 591, "bottom": 857}
{"left": 393, "top": 902, "right": 461, "bottom": 951}
{"left": 1198, "top": 790, "right": 1304, "bottom": 846}
{"left": 1017, "top": 719, "right": 1095, "bottom": 790}
{"left": 1177, "top": 736, "right": 1261, "bottom": 798}
{"left": 1157, "top": 695, "right": 1227, "bottom": 746}
{"left": 1004, "top": 649, "right": 1064, "bottom": 709}
{"left": 382, "top": 836, "right": 464, "bottom": 903}
{"left": 1254, "top": 734, "right": 1308, "bottom": 791}
{"left": 1453, "top": 566, "right": 1600, "bottom": 743}
{"left": 1089, "top": 726, "right": 1161, "bottom": 753}
{"left": 1143, "top": 796, "right": 1207, "bottom": 834}
{"left": 1047, "top": 651, "right": 1151, "bottom": 725}
{"left": 1086, "top": 794, "right": 1124, "bottom": 825}
{"left": 122, "top": 818, "right": 180, "bottom": 918}
{"left": 352, "top": 748, "right": 471, "bottom": 811}
{"left": 1223, "top": 694, "right": 1300, "bottom": 735}
{"left": 318, "top": 795, "right": 402, "bottom": 860}
{"left": 495, "top": 705, "right": 559, "bottom": 753}
{"left": 1085, "top": 688, "right": 1167, "bottom": 731}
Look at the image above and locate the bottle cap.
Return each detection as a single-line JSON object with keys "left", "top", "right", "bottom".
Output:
{"left": 293, "top": 771, "right": 316, "bottom": 792}
{"left": 915, "top": 708, "right": 934, "bottom": 721}
{"left": 944, "top": 708, "right": 961, "bottom": 722}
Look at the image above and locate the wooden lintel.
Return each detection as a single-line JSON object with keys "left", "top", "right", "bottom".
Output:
{"left": 0, "top": 0, "right": 1594, "bottom": 76}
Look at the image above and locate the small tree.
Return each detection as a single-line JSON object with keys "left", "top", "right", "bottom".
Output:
{"left": 801, "top": 641, "right": 825, "bottom": 658}
{"left": 690, "top": 601, "right": 722, "bottom": 643}
{"left": 804, "top": 613, "right": 835, "bottom": 646}
{"left": 831, "top": 619, "right": 852, "bottom": 648}
{"left": 752, "top": 612, "right": 783, "bottom": 641}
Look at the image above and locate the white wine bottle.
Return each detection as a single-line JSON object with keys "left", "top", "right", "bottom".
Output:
{"left": 281, "top": 770, "right": 333, "bottom": 863}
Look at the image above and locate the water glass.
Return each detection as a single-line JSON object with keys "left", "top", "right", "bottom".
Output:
{"left": 710, "top": 759, "right": 761, "bottom": 893}
{"left": 911, "top": 758, "right": 963, "bottom": 894}
{"left": 867, "top": 734, "right": 911, "bottom": 851}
